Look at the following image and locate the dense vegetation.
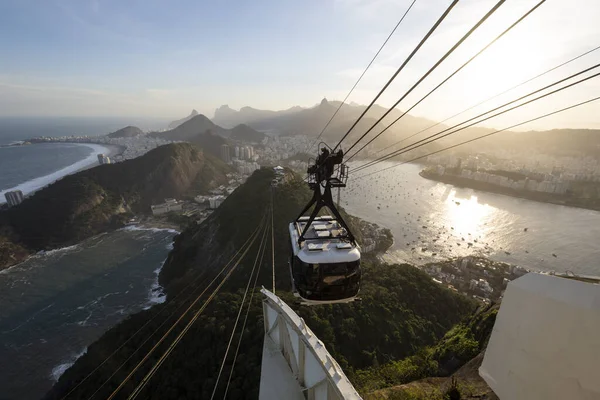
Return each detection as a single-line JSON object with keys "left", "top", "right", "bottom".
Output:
{"left": 45, "top": 168, "right": 477, "bottom": 400}
{"left": 354, "top": 304, "right": 498, "bottom": 395}
{"left": 0, "top": 143, "right": 230, "bottom": 266}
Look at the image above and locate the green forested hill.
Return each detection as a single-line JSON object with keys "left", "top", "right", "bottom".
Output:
{"left": 0, "top": 143, "right": 230, "bottom": 266}
{"left": 44, "top": 168, "right": 476, "bottom": 400}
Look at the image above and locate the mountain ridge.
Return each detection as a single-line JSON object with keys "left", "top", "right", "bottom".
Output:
{"left": 155, "top": 114, "right": 265, "bottom": 143}
{"left": 210, "top": 99, "right": 600, "bottom": 157}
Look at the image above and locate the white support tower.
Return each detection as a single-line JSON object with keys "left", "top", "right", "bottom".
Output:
{"left": 480, "top": 273, "right": 600, "bottom": 400}
{"left": 259, "top": 288, "right": 362, "bottom": 400}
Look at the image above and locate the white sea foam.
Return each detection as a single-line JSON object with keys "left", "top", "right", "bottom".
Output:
{"left": 38, "top": 243, "right": 80, "bottom": 257}
{"left": 50, "top": 348, "right": 88, "bottom": 381}
{"left": 0, "top": 143, "right": 113, "bottom": 201}
{"left": 120, "top": 225, "right": 179, "bottom": 234}
{"left": 144, "top": 260, "right": 167, "bottom": 310}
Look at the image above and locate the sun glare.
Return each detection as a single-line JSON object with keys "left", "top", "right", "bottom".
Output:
{"left": 462, "top": 37, "right": 544, "bottom": 101}
{"left": 445, "top": 191, "right": 492, "bottom": 238}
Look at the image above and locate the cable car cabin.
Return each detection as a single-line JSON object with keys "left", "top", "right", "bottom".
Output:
{"left": 289, "top": 215, "right": 361, "bottom": 305}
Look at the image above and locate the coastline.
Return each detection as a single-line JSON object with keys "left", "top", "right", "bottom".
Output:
{"left": 420, "top": 170, "right": 600, "bottom": 212}
{"left": 0, "top": 142, "right": 119, "bottom": 201}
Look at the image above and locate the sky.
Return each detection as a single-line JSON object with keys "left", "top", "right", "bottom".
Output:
{"left": 1, "top": 0, "right": 599, "bottom": 131}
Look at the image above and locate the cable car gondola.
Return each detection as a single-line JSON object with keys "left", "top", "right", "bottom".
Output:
{"left": 288, "top": 145, "right": 361, "bottom": 305}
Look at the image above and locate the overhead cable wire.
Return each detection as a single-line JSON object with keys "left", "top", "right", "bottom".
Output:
{"left": 62, "top": 257, "right": 212, "bottom": 399}
{"left": 351, "top": 64, "right": 600, "bottom": 174}
{"left": 354, "top": 96, "right": 600, "bottom": 180}
{"left": 343, "top": 0, "right": 508, "bottom": 157}
{"left": 345, "top": 0, "right": 545, "bottom": 162}
{"left": 209, "top": 219, "right": 270, "bottom": 400}
{"left": 356, "top": 42, "right": 600, "bottom": 165}
{"left": 106, "top": 216, "right": 266, "bottom": 400}
{"left": 222, "top": 211, "right": 271, "bottom": 399}
{"left": 126, "top": 216, "right": 267, "bottom": 400}
{"left": 331, "top": 0, "right": 460, "bottom": 152}
{"left": 88, "top": 225, "right": 262, "bottom": 400}
{"left": 306, "top": 0, "right": 417, "bottom": 153}
{"left": 126, "top": 214, "right": 268, "bottom": 400}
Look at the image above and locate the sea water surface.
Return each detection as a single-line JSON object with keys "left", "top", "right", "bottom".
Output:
{"left": 0, "top": 142, "right": 114, "bottom": 201}
{"left": 344, "top": 162, "right": 600, "bottom": 275}
{"left": 0, "top": 226, "right": 177, "bottom": 400}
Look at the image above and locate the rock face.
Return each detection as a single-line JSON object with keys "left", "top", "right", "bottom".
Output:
{"left": 168, "top": 109, "right": 200, "bottom": 129}
{"left": 107, "top": 125, "right": 144, "bottom": 138}
{"left": 0, "top": 143, "right": 231, "bottom": 269}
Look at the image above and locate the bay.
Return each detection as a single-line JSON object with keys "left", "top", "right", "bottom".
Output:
{"left": 344, "top": 162, "right": 600, "bottom": 275}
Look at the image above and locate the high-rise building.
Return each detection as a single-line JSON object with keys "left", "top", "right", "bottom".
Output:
{"left": 234, "top": 146, "right": 240, "bottom": 158}
{"left": 4, "top": 190, "right": 24, "bottom": 207}
{"left": 220, "top": 144, "right": 231, "bottom": 163}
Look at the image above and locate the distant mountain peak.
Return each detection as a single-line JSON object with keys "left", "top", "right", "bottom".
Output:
{"left": 169, "top": 109, "right": 201, "bottom": 129}
{"left": 320, "top": 98, "right": 329, "bottom": 106}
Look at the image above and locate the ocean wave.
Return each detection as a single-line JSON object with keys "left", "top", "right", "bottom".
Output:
{"left": 120, "top": 225, "right": 180, "bottom": 234}
{"left": 51, "top": 348, "right": 87, "bottom": 382}
{"left": 0, "top": 143, "right": 113, "bottom": 201}
{"left": 37, "top": 243, "right": 81, "bottom": 257}
{"left": 144, "top": 261, "right": 167, "bottom": 310}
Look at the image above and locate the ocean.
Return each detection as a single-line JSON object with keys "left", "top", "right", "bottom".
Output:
{"left": 0, "top": 227, "right": 177, "bottom": 400}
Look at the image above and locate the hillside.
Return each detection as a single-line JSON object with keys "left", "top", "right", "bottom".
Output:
{"left": 360, "top": 303, "right": 499, "bottom": 399}
{"left": 168, "top": 109, "right": 199, "bottom": 129}
{"left": 229, "top": 123, "right": 265, "bottom": 142}
{"left": 44, "top": 169, "right": 477, "bottom": 400}
{"left": 156, "top": 114, "right": 265, "bottom": 143}
{"left": 156, "top": 114, "right": 227, "bottom": 141}
{"left": 0, "top": 143, "right": 230, "bottom": 269}
{"left": 107, "top": 125, "right": 144, "bottom": 138}
{"left": 188, "top": 129, "right": 228, "bottom": 158}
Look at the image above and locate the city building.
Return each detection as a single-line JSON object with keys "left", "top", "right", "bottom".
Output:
{"left": 208, "top": 195, "right": 225, "bottom": 209}
{"left": 220, "top": 144, "right": 231, "bottom": 164}
{"left": 4, "top": 190, "right": 24, "bottom": 206}
{"left": 150, "top": 198, "right": 183, "bottom": 215}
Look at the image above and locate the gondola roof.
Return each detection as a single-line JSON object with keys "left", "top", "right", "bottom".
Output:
{"left": 289, "top": 216, "right": 360, "bottom": 264}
